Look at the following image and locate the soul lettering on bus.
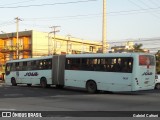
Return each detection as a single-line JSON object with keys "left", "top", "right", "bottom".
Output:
{"left": 24, "top": 72, "right": 39, "bottom": 76}
{"left": 142, "top": 71, "right": 153, "bottom": 76}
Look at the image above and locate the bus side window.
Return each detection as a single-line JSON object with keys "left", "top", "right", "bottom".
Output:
{"left": 19, "top": 62, "right": 23, "bottom": 71}
{"left": 16, "top": 62, "right": 20, "bottom": 71}
{"left": 22, "top": 62, "right": 27, "bottom": 71}
{"left": 128, "top": 58, "right": 133, "bottom": 73}
{"left": 41, "top": 60, "right": 46, "bottom": 70}
{"left": 65, "top": 58, "right": 81, "bottom": 70}
{"left": 65, "top": 59, "right": 72, "bottom": 70}
{"left": 43, "top": 59, "right": 51, "bottom": 70}
{"left": 40, "top": 59, "right": 49, "bottom": 70}
{"left": 39, "top": 61, "right": 43, "bottom": 70}
{"left": 81, "top": 58, "right": 87, "bottom": 70}
{"left": 36, "top": 61, "right": 40, "bottom": 70}
{"left": 27, "top": 61, "right": 32, "bottom": 70}
{"left": 121, "top": 58, "right": 133, "bottom": 73}
{"left": 48, "top": 59, "right": 52, "bottom": 69}
{"left": 72, "top": 58, "right": 80, "bottom": 70}
{"left": 112, "top": 63, "right": 121, "bottom": 72}
{"left": 88, "top": 59, "right": 95, "bottom": 71}
{"left": 31, "top": 61, "right": 37, "bottom": 70}
{"left": 11, "top": 63, "right": 16, "bottom": 71}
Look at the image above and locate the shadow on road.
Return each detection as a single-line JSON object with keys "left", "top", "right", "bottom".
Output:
{"left": 0, "top": 85, "right": 87, "bottom": 99}
{"left": 0, "top": 85, "right": 159, "bottom": 99}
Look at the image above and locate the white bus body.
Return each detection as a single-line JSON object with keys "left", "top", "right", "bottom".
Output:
{"left": 5, "top": 53, "right": 156, "bottom": 93}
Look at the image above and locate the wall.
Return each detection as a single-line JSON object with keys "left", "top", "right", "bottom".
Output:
{"left": 32, "top": 31, "right": 49, "bottom": 57}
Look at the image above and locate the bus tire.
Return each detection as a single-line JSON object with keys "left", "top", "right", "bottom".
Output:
{"left": 56, "top": 85, "right": 64, "bottom": 89}
{"left": 155, "top": 83, "right": 160, "bottom": 90}
{"left": 27, "top": 84, "right": 32, "bottom": 87}
{"left": 11, "top": 78, "right": 17, "bottom": 86}
{"left": 40, "top": 78, "right": 47, "bottom": 88}
{"left": 86, "top": 80, "right": 97, "bottom": 93}
{"left": 47, "top": 85, "right": 51, "bottom": 88}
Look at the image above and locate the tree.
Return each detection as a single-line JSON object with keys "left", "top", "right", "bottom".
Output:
{"left": 156, "top": 50, "right": 160, "bottom": 74}
{"left": 133, "top": 43, "right": 144, "bottom": 52}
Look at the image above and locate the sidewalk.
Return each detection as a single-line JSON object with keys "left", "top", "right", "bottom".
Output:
{"left": 0, "top": 80, "right": 5, "bottom": 86}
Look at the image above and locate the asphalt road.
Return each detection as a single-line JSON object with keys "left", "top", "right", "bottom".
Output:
{"left": 0, "top": 84, "right": 160, "bottom": 119}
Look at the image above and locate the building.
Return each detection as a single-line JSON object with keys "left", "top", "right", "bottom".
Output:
{"left": 110, "top": 41, "right": 149, "bottom": 53}
{"left": 0, "top": 30, "right": 103, "bottom": 75}
{"left": 110, "top": 41, "right": 134, "bottom": 53}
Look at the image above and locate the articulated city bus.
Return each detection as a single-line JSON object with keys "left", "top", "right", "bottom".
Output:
{"left": 5, "top": 53, "right": 156, "bottom": 93}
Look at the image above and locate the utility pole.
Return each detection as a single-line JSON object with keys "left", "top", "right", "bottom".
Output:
{"left": 50, "top": 26, "right": 60, "bottom": 55}
{"left": 15, "top": 17, "right": 22, "bottom": 59}
{"left": 66, "top": 34, "right": 71, "bottom": 54}
{"left": 81, "top": 39, "right": 84, "bottom": 54}
{"left": 102, "top": 0, "right": 107, "bottom": 53}
{"left": 48, "top": 32, "right": 53, "bottom": 56}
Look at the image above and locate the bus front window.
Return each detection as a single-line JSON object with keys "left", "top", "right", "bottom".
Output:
{"left": 5, "top": 63, "right": 11, "bottom": 75}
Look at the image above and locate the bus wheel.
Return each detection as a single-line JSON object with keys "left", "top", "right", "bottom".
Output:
{"left": 11, "top": 78, "right": 17, "bottom": 86}
{"left": 56, "top": 85, "right": 64, "bottom": 89}
{"left": 40, "top": 78, "right": 47, "bottom": 88}
{"left": 155, "top": 83, "right": 160, "bottom": 90}
{"left": 27, "top": 84, "right": 32, "bottom": 87}
{"left": 86, "top": 81, "right": 97, "bottom": 93}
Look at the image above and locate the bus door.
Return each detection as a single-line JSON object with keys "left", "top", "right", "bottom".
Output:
{"left": 136, "top": 55, "right": 155, "bottom": 89}
{"left": 52, "top": 55, "right": 66, "bottom": 86}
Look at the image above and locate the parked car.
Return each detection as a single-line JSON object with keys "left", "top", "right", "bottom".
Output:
{"left": 155, "top": 75, "right": 160, "bottom": 89}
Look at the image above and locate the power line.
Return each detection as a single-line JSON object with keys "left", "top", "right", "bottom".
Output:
{"left": 23, "top": 13, "right": 101, "bottom": 21}
{"left": 21, "top": 6, "right": 160, "bottom": 22}
{"left": 108, "top": 38, "right": 160, "bottom": 44}
{"left": 0, "top": 0, "right": 37, "bottom": 6}
{"left": 0, "top": 21, "right": 15, "bottom": 27}
{"left": 147, "top": 0, "right": 160, "bottom": 7}
{"left": 149, "top": 0, "right": 160, "bottom": 7}
{"left": 0, "top": 0, "right": 98, "bottom": 8}
{"left": 1, "top": 6, "right": 160, "bottom": 28}
{"left": 128, "top": 0, "right": 160, "bottom": 19}
{"left": 139, "top": 0, "right": 160, "bottom": 17}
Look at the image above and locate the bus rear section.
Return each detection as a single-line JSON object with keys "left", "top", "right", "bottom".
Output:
{"left": 132, "top": 54, "right": 155, "bottom": 91}
{"left": 64, "top": 55, "right": 134, "bottom": 92}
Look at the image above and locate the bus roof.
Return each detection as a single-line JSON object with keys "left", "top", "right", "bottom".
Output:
{"left": 6, "top": 56, "right": 53, "bottom": 63}
{"left": 66, "top": 53, "right": 154, "bottom": 58}
{"left": 6, "top": 53, "right": 154, "bottom": 63}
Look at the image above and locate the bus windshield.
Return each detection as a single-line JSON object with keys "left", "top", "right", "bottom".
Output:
{"left": 139, "top": 55, "right": 155, "bottom": 66}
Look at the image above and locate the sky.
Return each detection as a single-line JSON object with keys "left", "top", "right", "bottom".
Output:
{"left": 0, "top": 0, "right": 160, "bottom": 52}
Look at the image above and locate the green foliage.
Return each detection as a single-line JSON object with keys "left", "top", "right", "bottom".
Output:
{"left": 133, "top": 43, "right": 144, "bottom": 52}
{"left": 156, "top": 50, "right": 160, "bottom": 74}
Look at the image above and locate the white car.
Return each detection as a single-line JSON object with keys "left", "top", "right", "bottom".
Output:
{"left": 155, "top": 75, "right": 160, "bottom": 89}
